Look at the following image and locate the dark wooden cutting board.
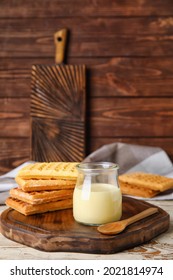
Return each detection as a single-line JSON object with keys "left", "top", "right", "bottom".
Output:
{"left": 31, "top": 29, "right": 86, "bottom": 162}
{"left": 0, "top": 197, "right": 169, "bottom": 254}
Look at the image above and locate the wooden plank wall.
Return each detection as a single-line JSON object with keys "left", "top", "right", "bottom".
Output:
{"left": 1, "top": 0, "right": 173, "bottom": 174}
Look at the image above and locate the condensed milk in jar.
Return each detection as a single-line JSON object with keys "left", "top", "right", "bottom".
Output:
{"left": 73, "top": 162, "right": 122, "bottom": 225}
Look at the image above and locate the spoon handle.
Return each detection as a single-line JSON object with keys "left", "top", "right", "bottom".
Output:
{"left": 126, "top": 207, "right": 158, "bottom": 226}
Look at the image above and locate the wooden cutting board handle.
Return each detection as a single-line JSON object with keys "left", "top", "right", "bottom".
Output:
{"left": 54, "top": 28, "right": 67, "bottom": 64}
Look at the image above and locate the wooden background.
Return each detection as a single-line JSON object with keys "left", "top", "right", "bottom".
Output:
{"left": 1, "top": 0, "right": 173, "bottom": 174}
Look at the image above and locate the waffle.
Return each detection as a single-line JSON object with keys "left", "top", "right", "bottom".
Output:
{"left": 6, "top": 161, "right": 78, "bottom": 215}
{"left": 6, "top": 197, "right": 72, "bottom": 215}
{"left": 10, "top": 187, "right": 73, "bottom": 205}
{"left": 119, "top": 181, "right": 159, "bottom": 198}
{"left": 119, "top": 172, "right": 173, "bottom": 198}
{"left": 17, "top": 162, "right": 79, "bottom": 180}
{"left": 15, "top": 177, "right": 76, "bottom": 192}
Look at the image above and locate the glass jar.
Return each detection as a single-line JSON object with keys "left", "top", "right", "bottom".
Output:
{"left": 73, "top": 162, "right": 122, "bottom": 226}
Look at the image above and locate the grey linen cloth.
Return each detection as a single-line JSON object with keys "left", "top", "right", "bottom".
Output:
{"left": 84, "top": 142, "right": 173, "bottom": 200}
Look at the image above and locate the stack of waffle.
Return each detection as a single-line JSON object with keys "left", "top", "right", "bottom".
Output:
{"left": 6, "top": 162, "right": 79, "bottom": 215}
{"left": 119, "top": 172, "right": 173, "bottom": 198}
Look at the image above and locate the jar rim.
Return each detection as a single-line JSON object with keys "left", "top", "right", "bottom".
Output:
{"left": 76, "top": 162, "right": 119, "bottom": 172}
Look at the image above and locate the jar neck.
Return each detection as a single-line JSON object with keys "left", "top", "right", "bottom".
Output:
{"left": 77, "top": 162, "right": 119, "bottom": 174}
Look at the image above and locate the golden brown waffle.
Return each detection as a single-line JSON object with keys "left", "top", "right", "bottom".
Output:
{"left": 119, "top": 181, "right": 159, "bottom": 198}
{"left": 17, "top": 162, "right": 79, "bottom": 180}
{"left": 118, "top": 172, "right": 173, "bottom": 198}
{"left": 6, "top": 197, "right": 72, "bottom": 215}
{"left": 16, "top": 177, "right": 76, "bottom": 192}
{"left": 10, "top": 187, "right": 73, "bottom": 205}
{"left": 119, "top": 172, "right": 173, "bottom": 192}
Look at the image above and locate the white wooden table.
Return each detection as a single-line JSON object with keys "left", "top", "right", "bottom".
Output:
{"left": 0, "top": 200, "right": 173, "bottom": 260}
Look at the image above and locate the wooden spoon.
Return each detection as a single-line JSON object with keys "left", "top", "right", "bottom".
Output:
{"left": 97, "top": 207, "right": 158, "bottom": 235}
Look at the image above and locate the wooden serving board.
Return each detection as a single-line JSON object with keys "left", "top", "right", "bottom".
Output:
{"left": 0, "top": 197, "right": 169, "bottom": 254}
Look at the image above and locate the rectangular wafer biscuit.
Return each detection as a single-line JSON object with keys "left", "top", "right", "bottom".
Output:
{"left": 6, "top": 197, "right": 72, "bottom": 215}
{"left": 16, "top": 177, "right": 76, "bottom": 192}
{"left": 119, "top": 172, "right": 173, "bottom": 192}
{"left": 119, "top": 181, "right": 159, "bottom": 198}
{"left": 10, "top": 187, "right": 73, "bottom": 205}
{"left": 17, "top": 162, "right": 79, "bottom": 180}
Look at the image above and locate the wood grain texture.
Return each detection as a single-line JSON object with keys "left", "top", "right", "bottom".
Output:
{"left": 0, "top": 98, "right": 30, "bottom": 137}
{"left": 2, "top": 97, "right": 173, "bottom": 138}
{"left": 90, "top": 98, "right": 173, "bottom": 137}
{"left": 31, "top": 64, "right": 86, "bottom": 162}
{"left": 0, "top": 139, "right": 30, "bottom": 174}
{"left": 2, "top": 57, "right": 173, "bottom": 98}
{"left": 88, "top": 57, "right": 173, "bottom": 97}
{"left": 1, "top": 0, "right": 173, "bottom": 17}
{"left": 1, "top": 17, "right": 173, "bottom": 57}
{"left": 0, "top": 1, "right": 173, "bottom": 174}
{"left": 0, "top": 197, "right": 169, "bottom": 254}
{"left": 1, "top": 95, "right": 173, "bottom": 173}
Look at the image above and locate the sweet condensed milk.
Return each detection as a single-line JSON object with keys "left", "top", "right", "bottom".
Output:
{"left": 73, "top": 162, "right": 122, "bottom": 225}
{"left": 73, "top": 183, "right": 122, "bottom": 225}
